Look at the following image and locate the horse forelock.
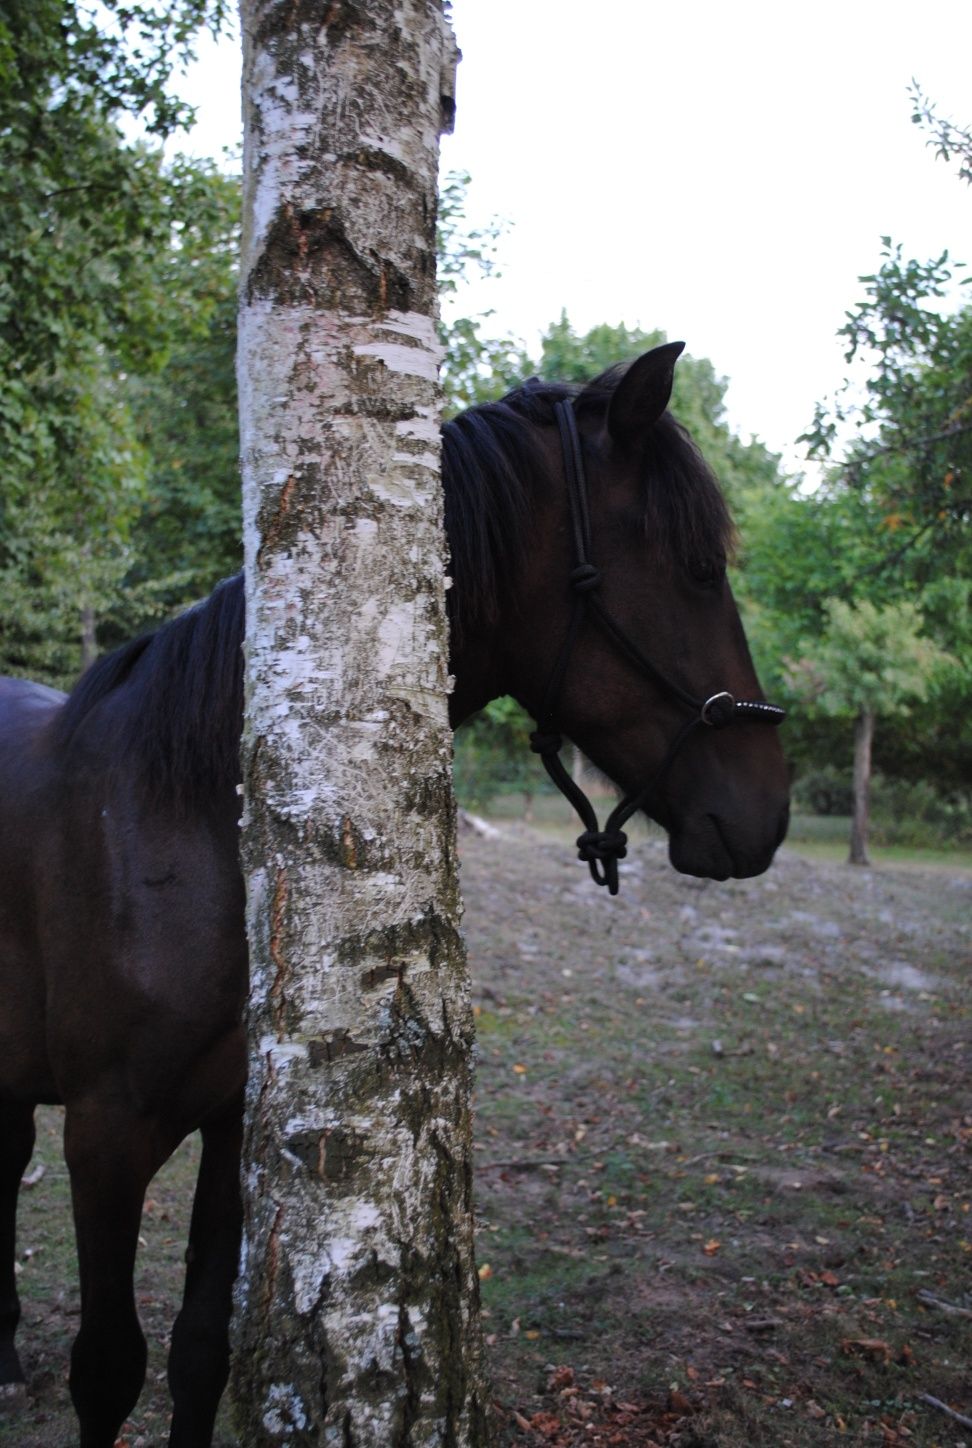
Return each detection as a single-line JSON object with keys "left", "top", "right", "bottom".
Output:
{"left": 640, "top": 412, "right": 737, "bottom": 575}
{"left": 442, "top": 374, "right": 736, "bottom": 643}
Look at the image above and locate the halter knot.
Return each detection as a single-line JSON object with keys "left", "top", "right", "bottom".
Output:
{"left": 576, "top": 827, "right": 628, "bottom": 864}
{"left": 529, "top": 730, "right": 563, "bottom": 756}
{"left": 569, "top": 563, "right": 602, "bottom": 593}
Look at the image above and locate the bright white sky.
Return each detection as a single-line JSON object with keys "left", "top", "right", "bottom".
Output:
{"left": 177, "top": 0, "right": 971, "bottom": 476}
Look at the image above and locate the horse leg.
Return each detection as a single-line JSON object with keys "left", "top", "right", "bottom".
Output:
{"left": 167, "top": 1096, "right": 243, "bottom": 1448}
{"left": 0, "top": 1101, "right": 35, "bottom": 1409}
{"left": 64, "top": 1098, "right": 160, "bottom": 1448}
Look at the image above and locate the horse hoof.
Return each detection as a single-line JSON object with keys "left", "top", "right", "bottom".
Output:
{"left": 0, "top": 1380, "right": 28, "bottom": 1413}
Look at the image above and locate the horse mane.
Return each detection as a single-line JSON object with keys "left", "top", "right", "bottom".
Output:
{"left": 50, "top": 575, "right": 245, "bottom": 808}
{"left": 51, "top": 367, "right": 734, "bottom": 808}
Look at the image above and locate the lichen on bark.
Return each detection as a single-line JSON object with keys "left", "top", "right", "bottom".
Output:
{"left": 233, "top": 1, "right": 489, "bottom": 1442}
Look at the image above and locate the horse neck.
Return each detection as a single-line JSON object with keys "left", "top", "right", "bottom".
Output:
{"left": 447, "top": 628, "right": 508, "bottom": 729}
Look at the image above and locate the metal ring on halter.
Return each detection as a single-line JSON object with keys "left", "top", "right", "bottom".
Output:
{"left": 700, "top": 691, "right": 736, "bottom": 728}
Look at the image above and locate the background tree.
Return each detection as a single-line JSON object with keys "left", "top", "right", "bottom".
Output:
{"left": 0, "top": 0, "right": 234, "bottom": 682}
{"left": 910, "top": 81, "right": 972, "bottom": 187}
{"left": 743, "top": 92, "right": 972, "bottom": 824}
{"left": 437, "top": 170, "right": 528, "bottom": 412}
{"left": 117, "top": 173, "right": 242, "bottom": 642}
{"left": 786, "top": 599, "right": 952, "bottom": 864}
{"left": 233, "top": 1, "right": 489, "bottom": 1441}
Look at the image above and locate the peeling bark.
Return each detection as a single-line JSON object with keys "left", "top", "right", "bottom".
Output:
{"left": 233, "top": 2, "right": 489, "bottom": 1442}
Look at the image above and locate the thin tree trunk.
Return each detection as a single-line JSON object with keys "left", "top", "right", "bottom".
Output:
{"left": 849, "top": 706, "right": 874, "bottom": 866}
{"left": 80, "top": 604, "right": 97, "bottom": 670}
{"left": 233, "top": 3, "right": 488, "bottom": 1443}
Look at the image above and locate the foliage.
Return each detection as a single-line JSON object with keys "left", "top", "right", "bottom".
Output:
{"left": 802, "top": 245, "right": 972, "bottom": 597}
{"left": 869, "top": 774, "right": 972, "bottom": 848}
{"left": 437, "top": 170, "right": 528, "bottom": 413}
{"left": 0, "top": 0, "right": 234, "bottom": 682}
{"left": 798, "top": 95, "right": 972, "bottom": 633}
{"left": 453, "top": 696, "right": 551, "bottom": 809}
{"left": 909, "top": 80, "right": 972, "bottom": 187}
{"left": 115, "top": 180, "right": 242, "bottom": 645}
{"left": 783, "top": 598, "right": 956, "bottom": 862}
{"left": 792, "top": 768, "right": 972, "bottom": 848}
{"left": 535, "top": 312, "right": 784, "bottom": 515}
{"left": 747, "top": 94, "right": 972, "bottom": 815}
{"left": 785, "top": 598, "right": 946, "bottom": 722}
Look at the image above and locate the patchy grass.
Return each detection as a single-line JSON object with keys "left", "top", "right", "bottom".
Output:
{"left": 784, "top": 837, "right": 972, "bottom": 873}
{"left": 3, "top": 825, "right": 970, "bottom": 1446}
{"left": 463, "top": 826, "right": 971, "bottom": 1446}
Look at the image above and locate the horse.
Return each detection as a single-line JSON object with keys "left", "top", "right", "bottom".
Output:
{"left": 0, "top": 344, "right": 789, "bottom": 1446}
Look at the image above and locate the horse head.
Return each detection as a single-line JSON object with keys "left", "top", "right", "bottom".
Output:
{"left": 445, "top": 344, "right": 790, "bottom": 886}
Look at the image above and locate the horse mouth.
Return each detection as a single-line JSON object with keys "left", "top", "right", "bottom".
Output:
{"left": 668, "top": 807, "right": 788, "bottom": 881}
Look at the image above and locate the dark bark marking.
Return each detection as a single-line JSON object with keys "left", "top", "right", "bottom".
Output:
{"left": 269, "top": 867, "right": 290, "bottom": 1032}
{"left": 360, "top": 962, "right": 405, "bottom": 990}
{"left": 254, "top": 0, "right": 367, "bottom": 48}
{"left": 338, "top": 911, "right": 463, "bottom": 974}
{"left": 259, "top": 1203, "right": 285, "bottom": 1329}
{"left": 308, "top": 1030, "right": 368, "bottom": 1066}
{"left": 256, "top": 474, "right": 296, "bottom": 567}
{"left": 340, "top": 814, "right": 358, "bottom": 869}
{"left": 246, "top": 204, "right": 413, "bottom": 314}
{"left": 348, "top": 145, "right": 410, "bottom": 185}
{"left": 285, "top": 1126, "right": 369, "bottom": 1183}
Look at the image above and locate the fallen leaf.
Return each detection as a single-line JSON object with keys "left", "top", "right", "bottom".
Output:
{"left": 841, "top": 1337, "right": 892, "bottom": 1362}
{"left": 547, "top": 1366, "right": 575, "bottom": 1391}
{"left": 703, "top": 1239, "right": 721, "bottom": 1256}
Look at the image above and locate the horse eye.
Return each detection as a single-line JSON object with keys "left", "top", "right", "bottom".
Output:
{"left": 689, "top": 558, "right": 726, "bottom": 587}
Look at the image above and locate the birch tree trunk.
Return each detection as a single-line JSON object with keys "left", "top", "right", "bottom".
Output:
{"left": 233, "top": 3, "right": 489, "bottom": 1443}
{"left": 849, "top": 706, "right": 874, "bottom": 866}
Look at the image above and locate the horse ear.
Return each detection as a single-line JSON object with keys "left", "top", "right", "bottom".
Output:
{"left": 605, "top": 341, "right": 686, "bottom": 449}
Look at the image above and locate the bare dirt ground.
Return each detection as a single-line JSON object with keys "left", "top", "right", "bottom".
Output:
{"left": 4, "top": 823, "right": 970, "bottom": 1446}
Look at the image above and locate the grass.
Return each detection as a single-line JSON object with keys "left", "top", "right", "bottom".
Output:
{"left": 461, "top": 822, "right": 972, "bottom": 1445}
{"left": 5, "top": 820, "right": 971, "bottom": 1446}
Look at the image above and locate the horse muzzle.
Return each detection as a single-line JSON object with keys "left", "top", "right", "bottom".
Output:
{"left": 668, "top": 798, "right": 790, "bottom": 881}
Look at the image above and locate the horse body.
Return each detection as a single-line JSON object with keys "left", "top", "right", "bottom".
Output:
{"left": 1, "top": 671, "right": 247, "bottom": 1118}
{"left": 0, "top": 678, "right": 65, "bottom": 1106}
{"left": 0, "top": 669, "right": 249, "bottom": 1443}
{"left": 0, "top": 348, "right": 789, "bottom": 1445}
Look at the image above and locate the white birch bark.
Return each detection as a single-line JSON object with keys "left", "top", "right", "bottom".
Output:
{"left": 233, "top": 3, "right": 488, "bottom": 1442}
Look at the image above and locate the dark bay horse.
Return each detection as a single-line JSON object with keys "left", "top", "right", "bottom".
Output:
{"left": 0, "top": 345, "right": 789, "bottom": 1446}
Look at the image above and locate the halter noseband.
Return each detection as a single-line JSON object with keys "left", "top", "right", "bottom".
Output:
{"left": 528, "top": 398, "right": 785, "bottom": 896}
